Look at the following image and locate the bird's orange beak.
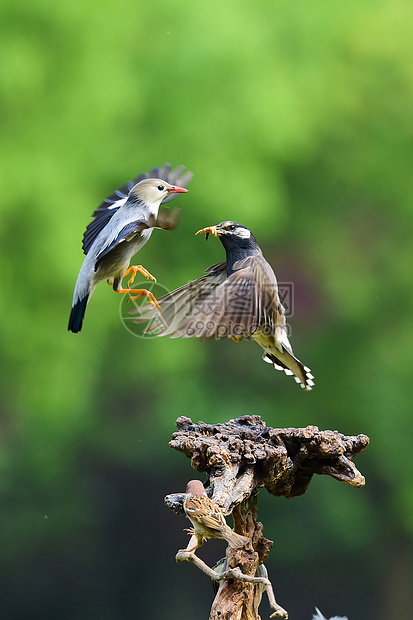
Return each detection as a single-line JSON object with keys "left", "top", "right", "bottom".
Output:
{"left": 195, "top": 225, "right": 218, "bottom": 240}
{"left": 167, "top": 185, "right": 188, "bottom": 193}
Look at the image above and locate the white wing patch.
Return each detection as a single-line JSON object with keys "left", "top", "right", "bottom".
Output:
{"left": 110, "top": 196, "right": 128, "bottom": 209}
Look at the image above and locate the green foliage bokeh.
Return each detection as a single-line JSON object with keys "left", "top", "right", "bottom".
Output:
{"left": 0, "top": 0, "right": 412, "bottom": 618}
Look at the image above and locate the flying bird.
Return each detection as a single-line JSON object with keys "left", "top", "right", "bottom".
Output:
{"left": 181, "top": 480, "right": 249, "bottom": 552}
{"left": 132, "top": 220, "right": 314, "bottom": 390}
{"left": 68, "top": 163, "right": 192, "bottom": 333}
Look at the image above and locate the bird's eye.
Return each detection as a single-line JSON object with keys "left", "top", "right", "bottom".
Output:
{"left": 157, "top": 184, "right": 165, "bottom": 191}
{"left": 227, "top": 224, "right": 236, "bottom": 231}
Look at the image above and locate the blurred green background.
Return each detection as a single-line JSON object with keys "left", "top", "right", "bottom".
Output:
{"left": 1, "top": 0, "right": 412, "bottom": 618}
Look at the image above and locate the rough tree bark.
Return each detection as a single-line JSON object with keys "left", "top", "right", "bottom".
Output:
{"left": 165, "top": 415, "right": 369, "bottom": 620}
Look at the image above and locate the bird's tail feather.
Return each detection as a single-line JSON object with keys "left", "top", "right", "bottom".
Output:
{"left": 263, "top": 347, "right": 314, "bottom": 390}
{"left": 224, "top": 530, "right": 250, "bottom": 549}
{"left": 68, "top": 294, "right": 89, "bottom": 333}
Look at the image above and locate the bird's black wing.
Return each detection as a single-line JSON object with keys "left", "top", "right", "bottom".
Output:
{"left": 94, "top": 217, "right": 155, "bottom": 271}
{"left": 82, "top": 207, "right": 123, "bottom": 255}
{"left": 82, "top": 163, "right": 193, "bottom": 255}
{"left": 82, "top": 184, "right": 132, "bottom": 255}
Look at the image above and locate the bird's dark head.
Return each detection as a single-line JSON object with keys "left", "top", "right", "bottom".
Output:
{"left": 196, "top": 221, "right": 260, "bottom": 275}
{"left": 216, "top": 221, "right": 254, "bottom": 241}
{"left": 197, "top": 221, "right": 258, "bottom": 250}
{"left": 130, "top": 178, "right": 188, "bottom": 207}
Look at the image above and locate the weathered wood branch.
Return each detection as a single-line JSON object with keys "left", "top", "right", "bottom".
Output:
{"left": 176, "top": 550, "right": 288, "bottom": 618}
{"left": 165, "top": 415, "right": 369, "bottom": 619}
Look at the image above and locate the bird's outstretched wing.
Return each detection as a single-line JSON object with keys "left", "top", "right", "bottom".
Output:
{"left": 133, "top": 256, "right": 286, "bottom": 342}
{"left": 130, "top": 262, "right": 228, "bottom": 335}
{"left": 82, "top": 163, "right": 193, "bottom": 255}
{"left": 184, "top": 496, "right": 227, "bottom": 533}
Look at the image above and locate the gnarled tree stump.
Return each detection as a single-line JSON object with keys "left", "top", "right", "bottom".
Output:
{"left": 165, "top": 415, "right": 369, "bottom": 620}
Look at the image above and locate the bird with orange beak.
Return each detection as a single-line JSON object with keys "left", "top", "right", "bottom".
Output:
{"left": 68, "top": 164, "right": 191, "bottom": 333}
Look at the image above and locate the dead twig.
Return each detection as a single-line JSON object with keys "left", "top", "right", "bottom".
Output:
{"left": 176, "top": 550, "right": 288, "bottom": 619}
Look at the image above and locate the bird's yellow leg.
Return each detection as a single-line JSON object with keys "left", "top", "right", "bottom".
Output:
{"left": 123, "top": 264, "right": 157, "bottom": 288}
{"left": 232, "top": 336, "right": 242, "bottom": 343}
{"left": 195, "top": 225, "right": 218, "bottom": 237}
{"left": 115, "top": 287, "right": 161, "bottom": 310}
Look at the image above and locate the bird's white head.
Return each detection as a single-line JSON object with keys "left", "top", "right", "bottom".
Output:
{"left": 130, "top": 178, "right": 188, "bottom": 209}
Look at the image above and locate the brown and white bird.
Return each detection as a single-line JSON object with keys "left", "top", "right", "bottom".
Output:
{"left": 68, "top": 163, "right": 192, "bottom": 333}
{"left": 132, "top": 221, "right": 314, "bottom": 390}
{"left": 181, "top": 480, "right": 249, "bottom": 552}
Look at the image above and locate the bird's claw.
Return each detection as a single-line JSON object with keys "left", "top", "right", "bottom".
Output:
{"left": 184, "top": 527, "right": 195, "bottom": 536}
{"left": 126, "top": 290, "right": 161, "bottom": 310}
{"left": 123, "top": 265, "right": 157, "bottom": 288}
{"left": 147, "top": 292, "right": 162, "bottom": 311}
